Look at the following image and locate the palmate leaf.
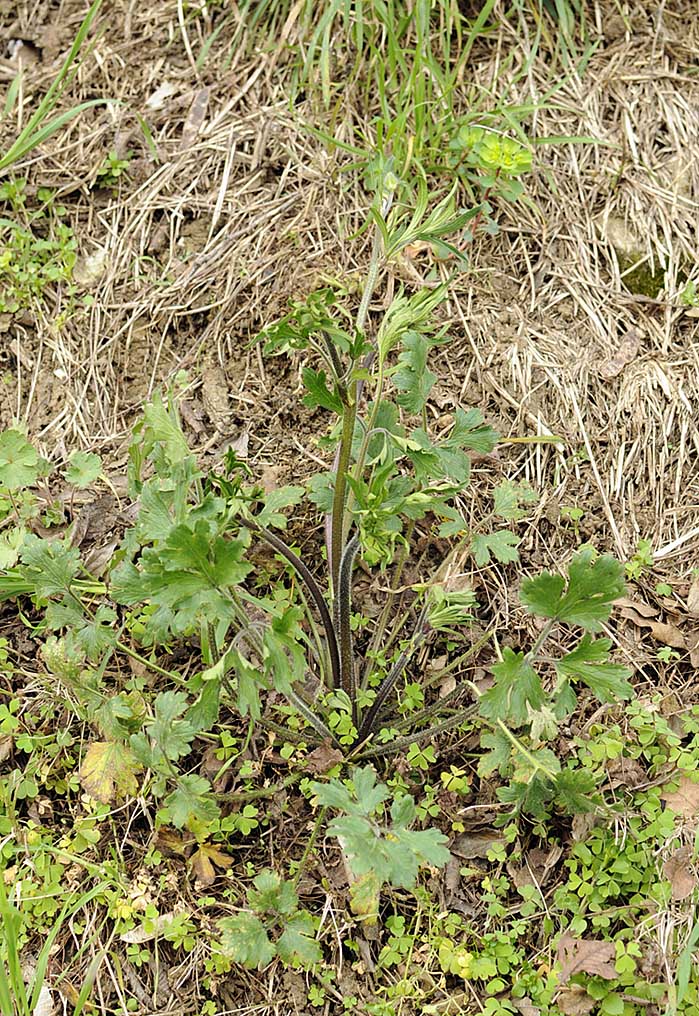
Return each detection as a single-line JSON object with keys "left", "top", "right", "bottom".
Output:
{"left": 0, "top": 429, "right": 39, "bottom": 489}
{"left": 19, "top": 534, "right": 81, "bottom": 599}
{"left": 392, "top": 330, "right": 437, "bottom": 413}
{"left": 111, "top": 522, "right": 251, "bottom": 638}
{"left": 255, "top": 485, "right": 305, "bottom": 530}
{"left": 262, "top": 605, "right": 307, "bottom": 694}
{"left": 218, "top": 912, "right": 275, "bottom": 969}
{"left": 161, "top": 774, "right": 220, "bottom": 828}
{"left": 145, "top": 691, "right": 195, "bottom": 761}
{"left": 520, "top": 548, "right": 626, "bottom": 632}
{"left": 302, "top": 367, "right": 344, "bottom": 415}
{"left": 64, "top": 451, "right": 102, "bottom": 489}
{"left": 311, "top": 767, "right": 388, "bottom": 817}
{"left": 555, "top": 634, "right": 633, "bottom": 703}
{"left": 313, "top": 768, "right": 449, "bottom": 889}
{"left": 325, "top": 814, "right": 449, "bottom": 888}
{"left": 471, "top": 530, "right": 520, "bottom": 567}
{"left": 493, "top": 479, "right": 537, "bottom": 521}
{"left": 479, "top": 648, "right": 545, "bottom": 726}
{"left": 276, "top": 913, "right": 322, "bottom": 967}
{"left": 408, "top": 408, "right": 498, "bottom": 486}
{"left": 248, "top": 870, "right": 298, "bottom": 916}
{"left": 79, "top": 740, "right": 142, "bottom": 803}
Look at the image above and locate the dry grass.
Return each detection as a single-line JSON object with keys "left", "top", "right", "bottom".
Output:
{"left": 3, "top": 0, "right": 699, "bottom": 1010}
{"left": 4, "top": 0, "right": 698, "bottom": 573}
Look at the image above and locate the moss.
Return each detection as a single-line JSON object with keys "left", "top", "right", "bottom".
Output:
{"left": 617, "top": 254, "right": 666, "bottom": 298}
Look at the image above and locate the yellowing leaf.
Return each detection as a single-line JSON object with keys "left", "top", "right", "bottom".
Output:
{"left": 79, "top": 741, "right": 142, "bottom": 803}
{"left": 190, "top": 842, "right": 235, "bottom": 885}
{"left": 349, "top": 869, "right": 381, "bottom": 925}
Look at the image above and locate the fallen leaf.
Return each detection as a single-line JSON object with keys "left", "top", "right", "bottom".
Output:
{"left": 33, "top": 984, "right": 54, "bottom": 1016}
{"left": 556, "top": 933, "right": 616, "bottom": 984}
{"left": 599, "top": 329, "right": 641, "bottom": 380}
{"left": 508, "top": 845, "right": 563, "bottom": 889}
{"left": 190, "top": 842, "right": 235, "bottom": 885}
{"left": 556, "top": 986, "right": 596, "bottom": 1016}
{"left": 201, "top": 362, "right": 231, "bottom": 431}
{"left": 615, "top": 596, "right": 657, "bottom": 618}
{"left": 155, "top": 827, "right": 191, "bottom": 856}
{"left": 72, "top": 247, "right": 108, "bottom": 288}
{"left": 181, "top": 87, "right": 210, "bottom": 149}
{"left": 451, "top": 829, "right": 506, "bottom": 860}
{"left": 687, "top": 631, "right": 699, "bottom": 669}
{"left": 688, "top": 576, "right": 699, "bottom": 616}
{"left": 617, "top": 599, "right": 686, "bottom": 649}
{"left": 606, "top": 755, "right": 647, "bottom": 789}
{"left": 571, "top": 812, "right": 599, "bottom": 842}
{"left": 120, "top": 911, "right": 183, "bottom": 943}
{"left": 145, "top": 80, "right": 177, "bottom": 110}
{"left": 663, "top": 847, "right": 698, "bottom": 900}
{"left": 439, "top": 674, "right": 457, "bottom": 698}
{"left": 79, "top": 741, "right": 142, "bottom": 804}
{"left": 660, "top": 776, "right": 699, "bottom": 817}
{"left": 306, "top": 741, "right": 344, "bottom": 776}
{"left": 513, "top": 999, "right": 540, "bottom": 1016}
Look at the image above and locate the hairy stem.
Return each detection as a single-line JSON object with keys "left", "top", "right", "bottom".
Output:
{"left": 353, "top": 703, "right": 479, "bottom": 760}
{"left": 329, "top": 395, "right": 357, "bottom": 593}
{"left": 246, "top": 518, "right": 341, "bottom": 692}
{"left": 361, "top": 521, "right": 415, "bottom": 687}
{"left": 356, "top": 604, "right": 430, "bottom": 742}
{"left": 336, "top": 534, "right": 361, "bottom": 724}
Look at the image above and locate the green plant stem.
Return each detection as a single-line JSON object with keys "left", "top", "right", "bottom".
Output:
{"left": 496, "top": 719, "right": 560, "bottom": 781}
{"left": 285, "top": 688, "right": 341, "bottom": 747}
{"left": 526, "top": 618, "right": 556, "bottom": 663}
{"left": 330, "top": 197, "right": 389, "bottom": 589}
{"left": 293, "top": 805, "right": 327, "bottom": 888}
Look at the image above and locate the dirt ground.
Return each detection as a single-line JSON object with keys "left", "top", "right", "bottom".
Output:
{"left": 3, "top": 0, "right": 699, "bottom": 1010}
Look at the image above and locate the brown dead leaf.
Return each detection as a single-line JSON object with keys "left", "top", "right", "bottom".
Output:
{"left": 306, "top": 740, "right": 344, "bottom": 775}
{"left": 615, "top": 596, "right": 658, "bottom": 618}
{"left": 606, "top": 755, "right": 647, "bottom": 789}
{"left": 556, "top": 933, "right": 617, "bottom": 984}
{"left": 181, "top": 87, "right": 210, "bottom": 149}
{"left": 617, "top": 598, "right": 686, "bottom": 649}
{"left": 190, "top": 842, "right": 235, "bottom": 886}
{"left": 201, "top": 363, "right": 232, "bottom": 431}
{"left": 155, "top": 828, "right": 191, "bottom": 857}
{"left": 571, "top": 812, "right": 600, "bottom": 842}
{"left": 556, "top": 986, "right": 596, "bottom": 1016}
{"left": 508, "top": 845, "right": 563, "bottom": 889}
{"left": 513, "top": 999, "right": 540, "bottom": 1016}
{"left": 451, "top": 829, "right": 506, "bottom": 860}
{"left": 439, "top": 674, "right": 457, "bottom": 699}
{"left": 687, "top": 631, "right": 699, "bottom": 669}
{"left": 598, "top": 328, "right": 641, "bottom": 380}
{"left": 663, "top": 847, "right": 698, "bottom": 900}
{"left": 687, "top": 575, "right": 699, "bottom": 616}
{"left": 661, "top": 776, "right": 699, "bottom": 817}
